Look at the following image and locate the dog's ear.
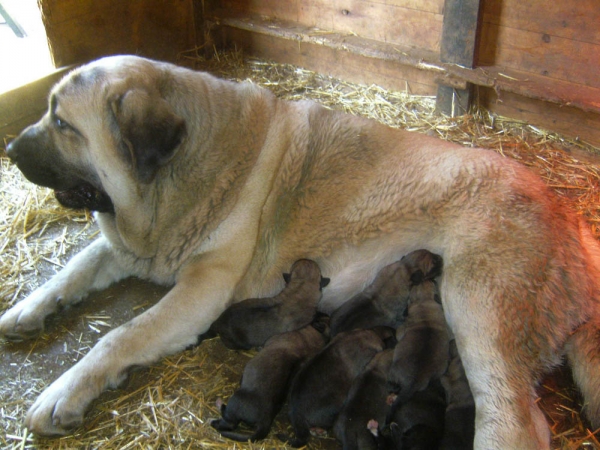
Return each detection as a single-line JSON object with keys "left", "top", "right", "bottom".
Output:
{"left": 111, "top": 89, "right": 186, "bottom": 183}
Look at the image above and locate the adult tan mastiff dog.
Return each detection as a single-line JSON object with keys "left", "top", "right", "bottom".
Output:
{"left": 1, "top": 55, "right": 600, "bottom": 448}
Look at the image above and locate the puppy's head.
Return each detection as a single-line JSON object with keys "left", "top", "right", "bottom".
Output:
{"left": 6, "top": 55, "right": 186, "bottom": 213}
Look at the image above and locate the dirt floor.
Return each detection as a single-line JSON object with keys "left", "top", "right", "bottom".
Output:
{"left": 2, "top": 54, "right": 600, "bottom": 449}
{"left": 0, "top": 249, "right": 342, "bottom": 449}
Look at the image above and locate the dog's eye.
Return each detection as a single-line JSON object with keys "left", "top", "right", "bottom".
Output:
{"left": 55, "top": 116, "right": 72, "bottom": 131}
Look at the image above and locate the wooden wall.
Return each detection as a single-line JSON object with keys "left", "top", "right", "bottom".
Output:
{"left": 479, "top": 0, "right": 599, "bottom": 89}
{"left": 3, "top": 0, "right": 599, "bottom": 149}
{"left": 203, "top": 0, "right": 600, "bottom": 148}
{"left": 1, "top": 0, "right": 197, "bottom": 142}
{"left": 39, "top": 0, "right": 197, "bottom": 67}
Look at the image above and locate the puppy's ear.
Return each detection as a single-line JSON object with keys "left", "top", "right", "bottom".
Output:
{"left": 320, "top": 277, "right": 331, "bottom": 289}
{"left": 111, "top": 89, "right": 186, "bottom": 183}
{"left": 282, "top": 273, "right": 291, "bottom": 284}
{"left": 410, "top": 270, "right": 425, "bottom": 285}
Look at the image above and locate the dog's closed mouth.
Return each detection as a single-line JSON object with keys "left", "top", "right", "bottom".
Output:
{"left": 54, "top": 183, "right": 114, "bottom": 213}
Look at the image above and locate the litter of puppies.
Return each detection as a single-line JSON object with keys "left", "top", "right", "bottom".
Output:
{"left": 210, "top": 251, "right": 473, "bottom": 449}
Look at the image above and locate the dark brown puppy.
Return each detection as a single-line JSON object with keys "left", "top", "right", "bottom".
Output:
{"left": 329, "top": 250, "right": 443, "bottom": 337}
{"left": 439, "top": 340, "right": 475, "bottom": 450}
{"left": 209, "top": 259, "right": 330, "bottom": 349}
{"left": 388, "top": 280, "right": 450, "bottom": 406}
{"left": 210, "top": 317, "right": 329, "bottom": 442}
{"left": 333, "top": 349, "right": 394, "bottom": 450}
{"left": 282, "top": 327, "right": 395, "bottom": 448}
{"left": 375, "top": 381, "right": 446, "bottom": 449}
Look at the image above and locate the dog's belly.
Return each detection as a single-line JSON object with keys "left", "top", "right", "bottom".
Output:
{"left": 316, "top": 232, "right": 443, "bottom": 313}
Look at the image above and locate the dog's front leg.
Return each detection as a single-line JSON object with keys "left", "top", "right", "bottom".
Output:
{"left": 24, "top": 257, "right": 237, "bottom": 436}
{"left": 0, "top": 237, "right": 130, "bottom": 341}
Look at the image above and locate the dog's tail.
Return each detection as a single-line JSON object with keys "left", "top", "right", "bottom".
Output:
{"left": 564, "top": 219, "right": 600, "bottom": 429}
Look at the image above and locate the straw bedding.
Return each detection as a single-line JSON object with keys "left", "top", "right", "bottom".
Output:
{"left": 1, "top": 50, "right": 599, "bottom": 449}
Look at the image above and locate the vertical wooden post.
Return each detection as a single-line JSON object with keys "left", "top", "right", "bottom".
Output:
{"left": 436, "top": 0, "right": 483, "bottom": 116}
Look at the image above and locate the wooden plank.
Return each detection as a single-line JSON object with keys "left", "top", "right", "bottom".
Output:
{"left": 0, "top": 67, "right": 71, "bottom": 141}
{"left": 220, "top": 27, "right": 439, "bottom": 95}
{"left": 208, "top": 13, "right": 600, "bottom": 115}
{"left": 214, "top": 0, "right": 443, "bottom": 52}
{"left": 480, "top": 87, "right": 600, "bottom": 152}
{"left": 482, "top": 0, "right": 600, "bottom": 45}
{"left": 40, "top": 0, "right": 195, "bottom": 67}
{"left": 436, "top": 0, "right": 482, "bottom": 115}
{"left": 439, "top": 0, "right": 481, "bottom": 68}
{"left": 478, "top": 22, "right": 600, "bottom": 89}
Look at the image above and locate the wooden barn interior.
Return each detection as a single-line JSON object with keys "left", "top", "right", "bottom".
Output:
{"left": 2, "top": 0, "right": 600, "bottom": 151}
{"left": 1, "top": 0, "right": 599, "bottom": 449}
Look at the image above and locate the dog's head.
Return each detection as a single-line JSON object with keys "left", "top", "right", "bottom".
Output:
{"left": 6, "top": 55, "right": 186, "bottom": 214}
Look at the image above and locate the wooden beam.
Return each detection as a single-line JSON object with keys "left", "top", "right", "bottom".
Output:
{"left": 436, "top": 0, "right": 482, "bottom": 115}
{"left": 207, "top": 13, "right": 600, "bottom": 116}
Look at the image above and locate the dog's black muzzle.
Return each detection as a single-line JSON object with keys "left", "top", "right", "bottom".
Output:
{"left": 6, "top": 127, "right": 115, "bottom": 213}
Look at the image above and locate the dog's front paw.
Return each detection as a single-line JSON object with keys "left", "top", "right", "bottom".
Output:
{"left": 0, "top": 293, "right": 54, "bottom": 341}
{"left": 25, "top": 371, "right": 90, "bottom": 436}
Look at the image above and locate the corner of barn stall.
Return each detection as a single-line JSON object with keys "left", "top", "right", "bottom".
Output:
{"left": 1, "top": 0, "right": 600, "bottom": 449}
{"left": 197, "top": 0, "right": 600, "bottom": 152}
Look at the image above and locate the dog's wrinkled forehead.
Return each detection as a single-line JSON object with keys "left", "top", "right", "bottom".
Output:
{"left": 53, "top": 55, "right": 160, "bottom": 102}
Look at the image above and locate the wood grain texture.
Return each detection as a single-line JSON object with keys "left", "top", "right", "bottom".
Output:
{"left": 480, "top": 87, "right": 600, "bottom": 150}
{"left": 39, "top": 0, "right": 196, "bottom": 67}
{"left": 216, "top": 0, "right": 443, "bottom": 52}
{"left": 221, "top": 27, "right": 440, "bottom": 95}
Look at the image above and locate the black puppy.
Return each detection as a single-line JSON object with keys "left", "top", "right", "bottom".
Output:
{"left": 208, "top": 259, "right": 330, "bottom": 349}
{"left": 373, "top": 380, "right": 446, "bottom": 449}
{"left": 210, "top": 316, "right": 329, "bottom": 442}
{"left": 333, "top": 349, "right": 394, "bottom": 450}
{"left": 329, "top": 250, "right": 443, "bottom": 336}
{"left": 387, "top": 280, "right": 450, "bottom": 406}
{"left": 282, "top": 327, "right": 395, "bottom": 448}
{"left": 439, "top": 340, "right": 475, "bottom": 450}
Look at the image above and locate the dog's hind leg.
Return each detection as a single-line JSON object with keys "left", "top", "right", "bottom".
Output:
{"left": 565, "top": 317, "right": 600, "bottom": 429}
{"left": 565, "top": 220, "right": 600, "bottom": 429}
{"left": 441, "top": 266, "right": 551, "bottom": 449}
{"left": 452, "top": 335, "right": 550, "bottom": 449}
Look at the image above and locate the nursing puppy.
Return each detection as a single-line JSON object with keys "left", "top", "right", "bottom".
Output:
{"left": 282, "top": 327, "right": 394, "bottom": 447}
{"left": 2, "top": 55, "right": 600, "bottom": 448}
{"left": 210, "top": 316, "right": 328, "bottom": 442}
{"left": 333, "top": 349, "right": 394, "bottom": 450}
{"left": 439, "top": 340, "right": 475, "bottom": 450}
{"left": 329, "top": 250, "right": 443, "bottom": 336}
{"left": 207, "top": 259, "right": 329, "bottom": 349}
{"left": 388, "top": 281, "right": 450, "bottom": 406}
{"left": 377, "top": 381, "right": 447, "bottom": 450}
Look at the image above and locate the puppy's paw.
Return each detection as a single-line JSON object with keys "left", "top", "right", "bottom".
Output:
{"left": 25, "top": 369, "right": 95, "bottom": 436}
